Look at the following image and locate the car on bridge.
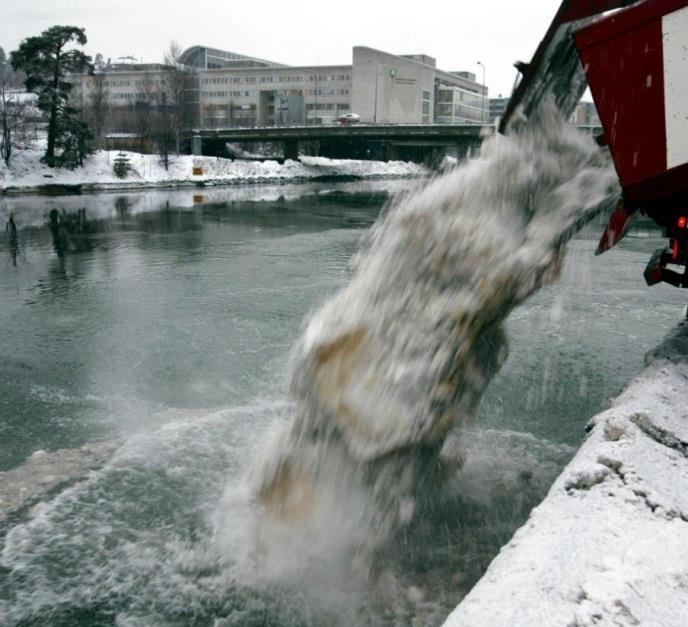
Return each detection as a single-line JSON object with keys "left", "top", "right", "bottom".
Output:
{"left": 336, "top": 112, "right": 361, "bottom": 126}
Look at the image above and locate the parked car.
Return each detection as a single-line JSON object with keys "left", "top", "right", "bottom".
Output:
{"left": 336, "top": 112, "right": 361, "bottom": 125}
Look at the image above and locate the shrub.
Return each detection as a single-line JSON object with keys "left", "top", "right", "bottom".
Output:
{"left": 113, "top": 151, "right": 130, "bottom": 178}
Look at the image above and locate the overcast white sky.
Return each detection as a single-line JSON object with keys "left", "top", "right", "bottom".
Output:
{"left": 2, "top": 0, "right": 564, "bottom": 97}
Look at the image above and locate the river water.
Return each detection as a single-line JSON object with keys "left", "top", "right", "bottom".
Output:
{"left": 0, "top": 179, "right": 685, "bottom": 626}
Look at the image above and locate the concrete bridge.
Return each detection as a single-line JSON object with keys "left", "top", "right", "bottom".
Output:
{"left": 191, "top": 124, "right": 492, "bottom": 164}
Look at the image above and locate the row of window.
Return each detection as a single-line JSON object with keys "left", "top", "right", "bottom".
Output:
{"left": 309, "top": 74, "right": 350, "bottom": 82}
{"left": 436, "top": 102, "right": 486, "bottom": 122}
{"left": 201, "top": 101, "right": 350, "bottom": 113}
{"left": 203, "top": 104, "right": 257, "bottom": 113}
{"left": 204, "top": 104, "right": 255, "bottom": 111}
{"left": 305, "top": 88, "right": 349, "bottom": 96}
{"left": 305, "top": 103, "right": 350, "bottom": 111}
{"left": 200, "top": 73, "right": 351, "bottom": 86}
{"left": 202, "top": 77, "right": 251, "bottom": 85}
{"left": 202, "top": 90, "right": 256, "bottom": 98}
{"left": 436, "top": 89, "right": 486, "bottom": 109}
{"left": 201, "top": 89, "right": 349, "bottom": 100}
{"left": 105, "top": 79, "right": 132, "bottom": 87}
{"left": 110, "top": 92, "right": 165, "bottom": 101}
{"left": 75, "top": 78, "right": 168, "bottom": 90}
{"left": 104, "top": 79, "right": 162, "bottom": 88}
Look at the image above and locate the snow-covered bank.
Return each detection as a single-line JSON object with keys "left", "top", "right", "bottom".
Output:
{"left": 444, "top": 319, "right": 688, "bottom": 627}
{"left": 0, "top": 148, "right": 428, "bottom": 194}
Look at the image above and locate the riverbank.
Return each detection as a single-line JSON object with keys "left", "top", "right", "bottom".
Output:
{"left": 0, "top": 148, "right": 428, "bottom": 195}
{"left": 443, "top": 318, "right": 688, "bottom": 627}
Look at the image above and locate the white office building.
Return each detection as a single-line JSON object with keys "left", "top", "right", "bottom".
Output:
{"left": 70, "top": 45, "right": 488, "bottom": 130}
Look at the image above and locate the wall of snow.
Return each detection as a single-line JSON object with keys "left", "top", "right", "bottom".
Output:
{"left": 443, "top": 319, "right": 688, "bottom": 627}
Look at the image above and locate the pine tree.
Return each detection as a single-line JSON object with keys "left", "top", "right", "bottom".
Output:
{"left": 11, "top": 26, "right": 93, "bottom": 167}
{"left": 55, "top": 107, "right": 92, "bottom": 168}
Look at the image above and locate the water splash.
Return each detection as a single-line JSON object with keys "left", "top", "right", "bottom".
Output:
{"left": 0, "top": 108, "right": 623, "bottom": 624}
{"left": 250, "top": 104, "right": 621, "bottom": 559}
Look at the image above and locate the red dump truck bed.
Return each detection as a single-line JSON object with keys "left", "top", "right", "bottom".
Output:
{"left": 501, "top": 0, "right": 688, "bottom": 287}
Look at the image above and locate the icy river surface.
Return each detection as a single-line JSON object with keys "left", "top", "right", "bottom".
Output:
{"left": 0, "top": 177, "right": 686, "bottom": 626}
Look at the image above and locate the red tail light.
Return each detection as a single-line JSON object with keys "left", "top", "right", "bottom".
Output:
{"left": 678, "top": 216, "right": 687, "bottom": 229}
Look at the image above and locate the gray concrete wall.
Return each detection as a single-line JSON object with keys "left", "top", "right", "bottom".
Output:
{"left": 352, "top": 47, "right": 435, "bottom": 124}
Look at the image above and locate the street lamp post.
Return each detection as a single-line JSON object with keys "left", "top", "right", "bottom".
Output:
{"left": 373, "top": 67, "right": 379, "bottom": 124}
{"left": 477, "top": 61, "right": 486, "bottom": 124}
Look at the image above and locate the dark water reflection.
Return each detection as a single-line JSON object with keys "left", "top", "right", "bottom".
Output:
{"left": 0, "top": 183, "right": 400, "bottom": 472}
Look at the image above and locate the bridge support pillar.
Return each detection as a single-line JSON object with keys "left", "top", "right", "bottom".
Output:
{"left": 385, "top": 142, "right": 396, "bottom": 161}
{"left": 192, "top": 135, "right": 203, "bottom": 156}
{"left": 283, "top": 139, "right": 299, "bottom": 161}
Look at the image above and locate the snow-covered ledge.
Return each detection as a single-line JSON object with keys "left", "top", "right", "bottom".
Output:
{"left": 444, "top": 319, "right": 688, "bottom": 627}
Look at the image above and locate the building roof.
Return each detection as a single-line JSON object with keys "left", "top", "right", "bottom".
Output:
{"left": 179, "top": 46, "right": 287, "bottom": 70}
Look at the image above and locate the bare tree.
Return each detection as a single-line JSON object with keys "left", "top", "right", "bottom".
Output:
{"left": 162, "top": 40, "right": 189, "bottom": 154}
{"left": 0, "top": 47, "right": 25, "bottom": 90}
{"left": 163, "top": 40, "right": 183, "bottom": 68}
{"left": 1, "top": 68, "right": 15, "bottom": 164}
{"left": 132, "top": 69, "right": 175, "bottom": 169}
{"left": 93, "top": 52, "right": 106, "bottom": 72}
{"left": 84, "top": 72, "right": 109, "bottom": 149}
{"left": 132, "top": 70, "right": 154, "bottom": 139}
{"left": 0, "top": 64, "right": 29, "bottom": 165}
{"left": 150, "top": 108, "right": 176, "bottom": 170}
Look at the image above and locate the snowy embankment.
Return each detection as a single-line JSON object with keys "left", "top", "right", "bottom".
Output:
{"left": 444, "top": 319, "right": 688, "bottom": 627}
{"left": 0, "top": 149, "right": 428, "bottom": 194}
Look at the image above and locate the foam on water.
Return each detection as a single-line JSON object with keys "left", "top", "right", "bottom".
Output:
{"left": 0, "top": 409, "right": 574, "bottom": 625}
{"left": 251, "top": 104, "right": 621, "bottom": 560}
{"left": 0, "top": 400, "right": 297, "bottom": 625}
